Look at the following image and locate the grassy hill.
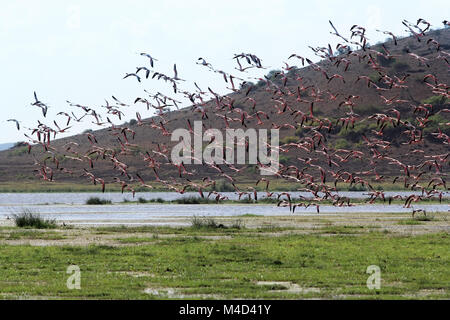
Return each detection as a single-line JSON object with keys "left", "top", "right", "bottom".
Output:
{"left": 1, "top": 27, "right": 449, "bottom": 192}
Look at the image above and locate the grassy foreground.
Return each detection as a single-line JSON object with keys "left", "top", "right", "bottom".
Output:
{"left": 0, "top": 222, "right": 448, "bottom": 299}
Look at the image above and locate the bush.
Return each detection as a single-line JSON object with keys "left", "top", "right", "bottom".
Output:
{"left": 295, "top": 126, "right": 305, "bottom": 137}
{"left": 213, "top": 179, "right": 235, "bottom": 192}
{"left": 280, "top": 136, "right": 298, "bottom": 145}
{"left": 279, "top": 155, "right": 290, "bottom": 165}
{"left": 138, "top": 197, "right": 147, "bottom": 203}
{"left": 338, "top": 122, "right": 378, "bottom": 142}
{"left": 86, "top": 197, "right": 112, "bottom": 205}
{"left": 334, "top": 138, "right": 350, "bottom": 149}
{"left": 348, "top": 185, "right": 367, "bottom": 191}
{"left": 423, "top": 114, "right": 450, "bottom": 140}
{"left": 12, "top": 209, "right": 57, "bottom": 229}
{"left": 191, "top": 216, "right": 224, "bottom": 229}
{"left": 136, "top": 197, "right": 165, "bottom": 203}
{"left": 190, "top": 216, "right": 243, "bottom": 229}
{"left": 422, "top": 95, "right": 449, "bottom": 107}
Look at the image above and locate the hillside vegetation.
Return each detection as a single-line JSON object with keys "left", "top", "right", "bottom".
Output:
{"left": 1, "top": 26, "right": 449, "bottom": 196}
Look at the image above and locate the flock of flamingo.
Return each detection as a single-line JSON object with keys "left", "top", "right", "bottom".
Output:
{"left": 7, "top": 19, "right": 450, "bottom": 212}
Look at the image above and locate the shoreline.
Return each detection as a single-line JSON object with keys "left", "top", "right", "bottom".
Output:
{"left": 1, "top": 209, "right": 449, "bottom": 228}
{"left": 0, "top": 181, "right": 439, "bottom": 193}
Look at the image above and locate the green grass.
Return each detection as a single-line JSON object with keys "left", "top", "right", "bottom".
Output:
{"left": 319, "top": 225, "right": 366, "bottom": 234}
{"left": 6, "top": 230, "right": 65, "bottom": 240}
{"left": 398, "top": 220, "right": 424, "bottom": 225}
{"left": 0, "top": 228, "right": 448, "bottom": 299}
{"left": 412, "top": 214, "right": 435, "bottom": 222}
{"left": 116, "top": 237, "right": 157, "bottom": 244}
{"left": 95, "top": 224, "right": 293, "bottom": 236}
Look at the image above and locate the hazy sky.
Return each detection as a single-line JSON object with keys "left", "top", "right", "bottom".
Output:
{"left": 1, "top": 0, "right": 449, "bottom": 144}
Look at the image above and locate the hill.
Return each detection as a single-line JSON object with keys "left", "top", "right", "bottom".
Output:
{"left": 0, "top": 143, "right": 14, "bottom": 152}
{"left": 0, "top": 26, "right": 449, "bottom": 193}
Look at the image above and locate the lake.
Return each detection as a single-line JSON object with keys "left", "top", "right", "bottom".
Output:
{"left": 0, "top": 192, "right": 448, "bottom": 225}
{"left": 0, "top": 191, "right": 448, "bottom": 205}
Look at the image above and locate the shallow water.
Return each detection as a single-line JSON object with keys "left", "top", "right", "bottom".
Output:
{"left": 0, "top": 192, "right": 447, "bottom": 225}
{"left": 0, "top": 191, "right": 448, "bottom": 205}
{"left": 0, "top": 203, "right": 448, "bottom": 223}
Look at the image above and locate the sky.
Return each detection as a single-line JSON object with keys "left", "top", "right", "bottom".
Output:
{"left": 0, "top": 0, "right": 449, "bottom": 144}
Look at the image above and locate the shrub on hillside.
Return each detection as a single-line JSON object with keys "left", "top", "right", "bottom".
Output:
{"left": 334, "top": 138, "right": 350, "bottom": 149}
